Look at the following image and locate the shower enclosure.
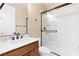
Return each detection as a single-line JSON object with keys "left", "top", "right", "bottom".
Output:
{"left": 41, "top": 3, "right": 79, "bottom": 56}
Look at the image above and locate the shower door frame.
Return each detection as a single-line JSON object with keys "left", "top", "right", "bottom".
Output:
{"left": 40, "top": 3, "right": 72, "bottom": 46}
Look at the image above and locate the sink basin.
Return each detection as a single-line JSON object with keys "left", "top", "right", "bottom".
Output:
{"left": 0, "top": 36, "right": 39, "bottom": 54}
{"left": 6, "top": 37, "right": 32, "bottom": 44}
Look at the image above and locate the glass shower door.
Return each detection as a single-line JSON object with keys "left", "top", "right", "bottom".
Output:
{"left": 41, "top": 4, "right": 79, "bottom": 56}
{"left": 41, "top": 12, "right": 59, "bottom": 53}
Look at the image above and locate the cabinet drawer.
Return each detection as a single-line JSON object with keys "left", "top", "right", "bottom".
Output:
{"left": 1, "top": 41, "right": 38, "bottom": 56}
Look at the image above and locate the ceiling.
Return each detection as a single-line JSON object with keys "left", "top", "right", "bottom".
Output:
{"left": 6, "top": 3, "right": 64, "bottom": 10}
{"left": 44, "top": 3, "right": 64, "bottom": 10}
{"left": 6, "top": 3, "right": 28, "bottom": 9}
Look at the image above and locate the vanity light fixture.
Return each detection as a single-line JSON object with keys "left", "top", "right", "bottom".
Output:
{"left": 46, "top": 13, "right": 57, "bottom": 22}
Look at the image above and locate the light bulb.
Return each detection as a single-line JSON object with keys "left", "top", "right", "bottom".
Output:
{"left": 46, "top": 13, "right": 57, "bottom": 22}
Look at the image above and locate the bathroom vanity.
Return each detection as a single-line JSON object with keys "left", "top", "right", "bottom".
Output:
{"left": 0, "top": 37, "right": 39, "bottom": 56}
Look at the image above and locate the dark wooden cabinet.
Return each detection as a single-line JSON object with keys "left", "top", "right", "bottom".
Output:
{"left": 1, "top": 41, "right": 39, "bottom": 56}
{"left": 24, "top": 48, "right": 38, "bottom": 56}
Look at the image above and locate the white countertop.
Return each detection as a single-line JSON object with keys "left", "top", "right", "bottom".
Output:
{"left": 0, "top": 37, "right": 40, "bottom": 55}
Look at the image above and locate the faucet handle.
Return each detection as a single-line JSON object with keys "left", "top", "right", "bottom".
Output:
{"left": 10, "top": 37, "right": 15, "bottom": 40}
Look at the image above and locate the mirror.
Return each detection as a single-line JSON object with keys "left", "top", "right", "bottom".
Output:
{"left": 0, "top": 4, "right": 15, "bottom": 36}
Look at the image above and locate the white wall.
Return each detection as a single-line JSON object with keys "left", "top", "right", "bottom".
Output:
{"left": 0, "top": 4, "right": 15, "bottom": 35}
{"left": 15, "top": 7, "right": 28, "bottom": 34}
{"left": 28, "top": 3, "right": 47, "bottom": 38}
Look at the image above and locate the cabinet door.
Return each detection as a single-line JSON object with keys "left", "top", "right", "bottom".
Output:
{"left": 1, "top": 41, "right": 38, "bottom": 56}
{"left": 24, "top": 48, "right": 39, "bottom": 56}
